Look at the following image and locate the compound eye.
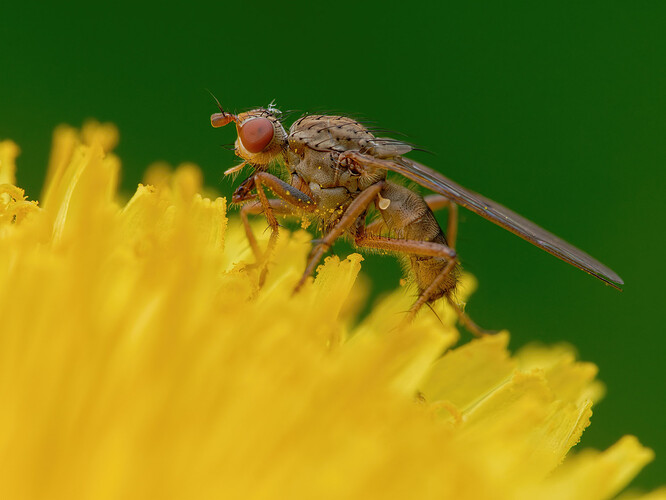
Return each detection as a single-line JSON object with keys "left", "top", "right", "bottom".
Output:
{"left": 239, "top": 117, "right": 274, "bottom": 153}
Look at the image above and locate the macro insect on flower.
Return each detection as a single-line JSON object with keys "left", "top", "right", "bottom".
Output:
{"left": 210, "top": 100, "right": 623, "bottom": 335}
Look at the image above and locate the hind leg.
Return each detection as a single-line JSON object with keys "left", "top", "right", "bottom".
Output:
{"left": 353, "top": 234, "right": 456, "bottom": 317}
{"left": 354, "top": 232, "right": 493, "bottom": 337}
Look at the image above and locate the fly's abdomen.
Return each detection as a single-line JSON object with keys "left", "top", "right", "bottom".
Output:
{"left": 378, "top": 182, "right": 459, "bottom": 299}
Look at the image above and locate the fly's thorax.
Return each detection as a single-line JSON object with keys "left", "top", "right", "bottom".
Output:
{"left": 287, "top": 146, "right": 386, "bottom": 196}
{"left": 356, "top": 167, "right": 387, "bottom": 191}
{"left": 309, "top": 185, "right": 352, "bottom": 217}
{"left": 286, "top": 113, "right": 397, "bottom": 191}
{"left": 289, "top": 181, "right": 354, "bottom": 235}
{"left": 289, "top": 115, "right": 376, "bottom": 153}
{"left": 294, "top": 149, "right": 338, "bottom": 187}
{"left": 288, "top": 114, "right": 412, "bottom": 158}
{"left": 287, "top": 148, "right": 352, "bottom": 190}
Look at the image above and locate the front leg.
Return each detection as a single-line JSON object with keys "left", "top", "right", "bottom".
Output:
{"left": 235, "top": 172, "right": 316, "bottom": 284}
{"left": 253, "top": 171, "right": 314, "bottom": 242}
{"left": 240, "top": 198, "right": 302, "bottom": 264}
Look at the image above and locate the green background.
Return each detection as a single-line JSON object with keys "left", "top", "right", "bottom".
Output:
{"left": 2, "top": 0, "right": 664, "bottom": 490}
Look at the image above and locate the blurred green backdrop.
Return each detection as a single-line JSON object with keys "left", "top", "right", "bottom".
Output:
{"left": 2, "top": 0, "right": 664, "bottom": 490}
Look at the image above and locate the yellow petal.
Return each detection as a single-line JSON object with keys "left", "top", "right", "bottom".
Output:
{"left": 0, "top": 124, "right": 661, "bottom": 499}
{"left": 525, "top": 436, "right": 656, "bottom": 500}
{"left": 0, "top": 139, "right": 20, "bottom": 185}
{"left": 517, "top": 341, "right": 606, "bottom": 404}
{"left": 42, "top": 122, "right": 119, "bottom": 213}
{"left": 420, "top": 331, "right": 514, "bottom": 408}
{"left": 619, "top": 487, "right": 666, "bottom": 500}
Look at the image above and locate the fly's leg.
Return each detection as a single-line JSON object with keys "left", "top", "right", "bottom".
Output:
{"left": 424, "top": 194, "right": 458, "bottom": 250}
{"left": 253, "top": 173, "right": 281, "bottom": 261}
{"left": 240, "top": 198, "right": 299, "bottom": 263}
{"left": 353, "top": 233, "right": 456, "bottom": 316}
{"left": 354, "top": 233, "right": 491, "bottom": 336}
{"left": 444, "top": 296, "right": 496, "bottom": 337}
{"left": 239, "top": 172, "right": 316, "bottom": 285}
{"left": 294, "top": 181, "right": 386, "bottom": 293}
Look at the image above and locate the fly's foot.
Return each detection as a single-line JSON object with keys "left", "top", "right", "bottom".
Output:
{"left": 242, "top": 260, "right": 270, "bottom": 289}
{"left": 400, "top": 294, "right": 498, "bottom": 338}
{"left": 293, "top": 241, "right": 332, "bottom": 296}
{"left": 292, "top": 273, "right": 310, "bottom": 295}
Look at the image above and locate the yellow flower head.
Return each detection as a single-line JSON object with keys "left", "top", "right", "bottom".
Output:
{"left": 0, "top": 123, "right": 662, "bottom": 499}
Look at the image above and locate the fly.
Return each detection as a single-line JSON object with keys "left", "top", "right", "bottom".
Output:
{"left": 210, "top": 100, "right": 623, "bottom": 335}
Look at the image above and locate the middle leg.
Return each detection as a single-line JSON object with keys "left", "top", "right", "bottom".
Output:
{"left": 294, "top": 181, "right": 386, "bottom": 292}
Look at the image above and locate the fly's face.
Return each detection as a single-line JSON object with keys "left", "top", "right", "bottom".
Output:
{"left": 233, "top": 109, "right": 287, "bottom": 166}
{"left": 211, "top": 105, "right": 287, "bottom": 172}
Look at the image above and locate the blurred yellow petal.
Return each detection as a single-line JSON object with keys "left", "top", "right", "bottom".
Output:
{"left": 420, "top": 331, "right": 514, "bottom": 408}
{"left": 516, "top": 341, "right": 606, "bottom": 405}
{"left": 0, "top": 139, "right": 19, "bottom": 185}
{"left": 0, "top": 123, "right": 661, "bottom": 499}
{"left": 526, "top": 436, "right": 656, "bottom": 500}
{"left": 619, "top": 487, "right": 666, "bottom": 500}
{"left": 0, "top": 142, "right": 40, "bottom": 228}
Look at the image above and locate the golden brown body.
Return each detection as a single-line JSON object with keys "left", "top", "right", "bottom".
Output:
{"left": 278, "top": 115, "right": 460, "bottom": 300}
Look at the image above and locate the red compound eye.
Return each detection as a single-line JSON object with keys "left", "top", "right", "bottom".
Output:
{"left": 239, "top": 117, "right": 274, "bottom": 153}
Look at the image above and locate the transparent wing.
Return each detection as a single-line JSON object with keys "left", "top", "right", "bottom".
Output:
{"left": 342, "top": 152, "right": 624, "bottom": 289}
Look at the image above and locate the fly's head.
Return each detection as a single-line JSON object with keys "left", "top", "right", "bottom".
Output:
{"left": 211, "top": 100, "right": 287, "bottom": 174}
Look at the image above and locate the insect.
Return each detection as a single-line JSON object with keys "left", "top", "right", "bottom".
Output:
{"left": 210, "top": 100, "right": 623, "bottom": 335}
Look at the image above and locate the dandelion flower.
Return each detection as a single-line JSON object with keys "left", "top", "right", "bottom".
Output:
{"left": 0, "top": 123, "right": 662, "bottom": 499}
